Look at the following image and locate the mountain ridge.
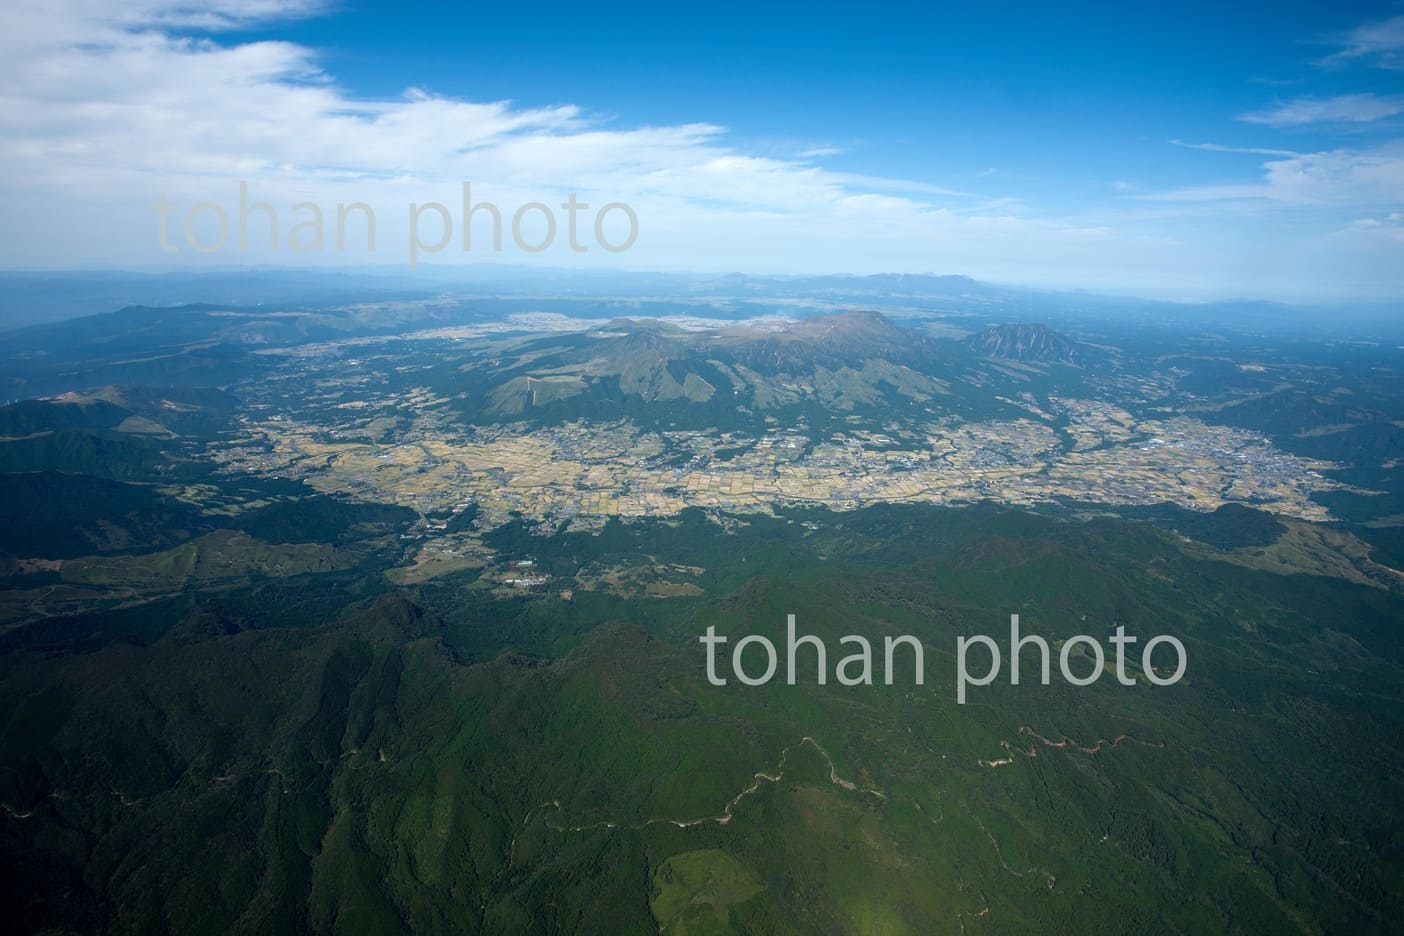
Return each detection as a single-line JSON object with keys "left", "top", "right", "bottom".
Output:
{"left": 967, "top": 322, "right": 1081, "bottom": 363}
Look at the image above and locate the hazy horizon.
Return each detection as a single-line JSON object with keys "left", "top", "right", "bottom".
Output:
{"left": 3, "top": 262, "right": 1403, "bottom": 310}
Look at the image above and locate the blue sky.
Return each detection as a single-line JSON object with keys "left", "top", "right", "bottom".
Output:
{"left": 242, "top": 2, "right": 1384, "bottom": 195}
{"left": 2, "top": 0, "right": 1403, "bottom": 299}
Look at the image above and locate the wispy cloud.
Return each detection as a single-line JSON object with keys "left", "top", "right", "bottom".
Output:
{"left": 1170, "top": 140, "right": 1302, "bottom": 158}
{"left": 1318, "top": 14, "right": 1404, "bottom": 70}
{"left": 1335, "top": 211, "right": 1404, "bottom": 244}
{"left": 1239, "top": 93, "right": 1404, "bottom": 127}
{"left": 1143, "top": 143, "right": 1404, "bottom": 206}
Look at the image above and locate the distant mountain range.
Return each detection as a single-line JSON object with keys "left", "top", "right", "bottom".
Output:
{"left": 2, "top": 268, "right": 1395, "bottom": 339}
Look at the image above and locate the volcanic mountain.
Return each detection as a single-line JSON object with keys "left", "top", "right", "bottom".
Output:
{"left": 966, "top": 322, "right": 1081, "bottom": 363}
{"left": 460, "top": 310, "right": 1018, "bottom": 427}
{"left": 705, "top": 309, "right": 935, "bottom": 371}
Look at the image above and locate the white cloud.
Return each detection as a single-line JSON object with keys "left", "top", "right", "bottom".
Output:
{"left": 1336, "top": 212, "right": 1404, "bottom": 243}
{"left": 1169, "top": 140, "right": 1301, "bottom": 157}
{"left": 1239, "top": 93, "right": 1404, "bottom": 127}
{"left": 1142, "top": 143, "right": 1404, "bottom": 206}
{"left": 0, "top": 0, "right": 1156, "bottom": 277}
{"left": 1319, "top": 14, "right": 1404, "bottom": 70}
